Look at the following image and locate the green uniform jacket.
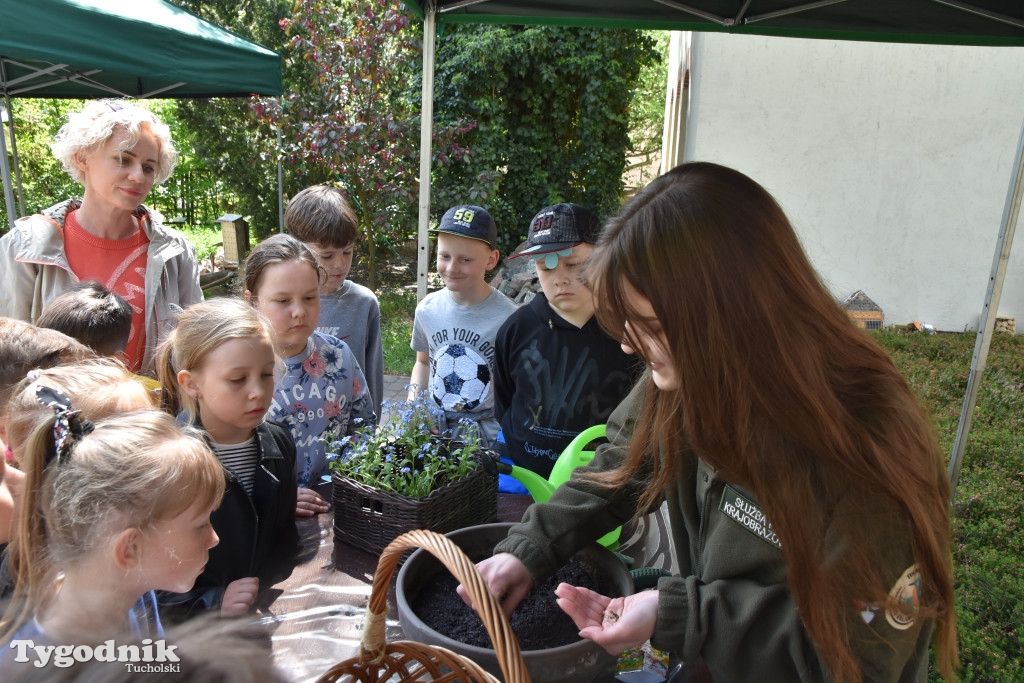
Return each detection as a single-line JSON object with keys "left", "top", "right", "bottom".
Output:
{"left": 494, "top": 377, "right": 934, "bottom": 682}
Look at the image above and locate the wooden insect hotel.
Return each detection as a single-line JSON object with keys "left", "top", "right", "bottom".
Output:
{"left": 217, "top": 213, "right": 250, "bottom": 264}
{"left": 842, "top": 290, "right": 884, "bottom": 330}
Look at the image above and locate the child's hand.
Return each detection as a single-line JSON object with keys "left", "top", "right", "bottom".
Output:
{"left": 296, "top": 487, "right": 330, "bottom": 517}
{"left": 221, "top": 577, "right": 259, "bottom": 617}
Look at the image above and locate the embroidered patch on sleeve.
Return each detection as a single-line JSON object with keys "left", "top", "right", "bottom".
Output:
{"left": 885, "top": 564, "right": 921, "bottom": 630}
{"left": 718, "top": 484, "right": 782, "bottom": 549}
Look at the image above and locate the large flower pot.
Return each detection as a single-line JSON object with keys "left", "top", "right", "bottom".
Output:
{"left": 396, "top": 522, "right": 634, "bottom": 683}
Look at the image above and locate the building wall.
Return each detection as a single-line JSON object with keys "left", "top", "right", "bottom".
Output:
{"left": 684, "top": 33, "right": 1024, "bottom": 331}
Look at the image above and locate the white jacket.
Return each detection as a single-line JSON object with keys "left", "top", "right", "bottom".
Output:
{"left": 0, "top": 199, "right": 203, "bottom": 375}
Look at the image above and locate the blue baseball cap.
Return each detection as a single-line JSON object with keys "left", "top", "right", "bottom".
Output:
{"left": 432, "top": 205, "right": 498, "bottom": 249}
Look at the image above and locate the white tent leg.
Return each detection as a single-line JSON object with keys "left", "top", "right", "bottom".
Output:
{"left": 277, "top": 127, "right": 284, "bottom": 232}
{"left": 4, "top": 93, "right": 24, "bottom": 216}
{"left": 948, "top": 115, "right": 1023, "bottom": 492}
{"left": 1, "top": 102, "right": 17, "bottom": 229}
{"left": 416, "top": 3, "right": 437, "bottom": 302}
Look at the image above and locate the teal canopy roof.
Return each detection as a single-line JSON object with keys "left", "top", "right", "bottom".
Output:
{"left": 0, "top": 0, "right": 282, "bottom": 98}
{"left": 405, "top": 0, "right": 1024, "bottom": 47}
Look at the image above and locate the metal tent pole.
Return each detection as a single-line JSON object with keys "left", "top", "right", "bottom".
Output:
{"left": 948, "top": 115, "right": 1024, "bottom": 492}
{"left": 277, "top": 127, "right": 284, "bottom": 232}
{"left": 1, "top": 102, "right": 16, "bottom": 229}
{"left": 4, "top": 92, "right": 24, "bottom": 217}
{"left": 416, "top": 2, "right": 437, "bottom": 302}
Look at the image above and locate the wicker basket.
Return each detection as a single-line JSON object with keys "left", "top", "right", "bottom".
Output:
{"left": 316, "top": 529, "right": 530, "bottom": 682}
{"left": 333, "top": 459, "right": 497, "bottom": 557}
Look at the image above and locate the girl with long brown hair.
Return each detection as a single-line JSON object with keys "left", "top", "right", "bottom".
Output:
{"left": 470, "top": 162, "right": 957, "bottom": 682}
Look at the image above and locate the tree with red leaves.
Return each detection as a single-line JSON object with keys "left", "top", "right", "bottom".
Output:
{"left": 253, "top": 0, "right": 474, "bottom": 290}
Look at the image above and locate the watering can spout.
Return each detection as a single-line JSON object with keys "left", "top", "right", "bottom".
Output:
{"left": 479, "top": 448, "right": 557, "bottom": 502}
{"left": 508, "top": 467, "right": 556, "bottom": 502}
{"left": 481, "top": 426, "right": 620, "bottom": 549}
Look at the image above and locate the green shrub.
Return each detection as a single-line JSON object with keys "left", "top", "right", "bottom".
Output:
{"left": 174, "top": 223, "right": 223, "bottom": 264}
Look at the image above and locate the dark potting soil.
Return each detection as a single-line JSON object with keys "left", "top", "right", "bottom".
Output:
{"left": 410, "top": 557, "right": 619, "bottom": 651}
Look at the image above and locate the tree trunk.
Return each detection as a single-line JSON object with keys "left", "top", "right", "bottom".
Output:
{"left": 355, "top": 182, "right": 378, "bottom": 291}
{"left": 363, "top": 220, "right": 378, "bottom": 291}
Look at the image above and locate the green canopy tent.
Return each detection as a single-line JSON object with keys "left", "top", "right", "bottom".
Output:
{"left": 404, "top": 0, "right": 1024, "bottom": 492}
{"left": 0, "top": 0, "right": 282, "bottom": 227}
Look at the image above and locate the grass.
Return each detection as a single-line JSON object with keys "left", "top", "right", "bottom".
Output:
{"left": 378, "top": 286, "right": 417, "bottom": 375}
{"left": 875, "top": 330, "right": 1023, "bottom": 682}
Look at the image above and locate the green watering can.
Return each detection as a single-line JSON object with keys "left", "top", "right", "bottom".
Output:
{"left": 483, "top": 425, "right": 621, "bottom": 548}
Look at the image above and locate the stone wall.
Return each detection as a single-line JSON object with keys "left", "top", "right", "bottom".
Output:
{"left": 490, "top": 246, "right": 540, "bottom": 305}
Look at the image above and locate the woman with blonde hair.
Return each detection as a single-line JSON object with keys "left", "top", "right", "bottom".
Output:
{"left": 471, "top": 162, "right": 957, "bottom": 682}
{"left": 0, "top": 99, "right": 201, "bottom": 376}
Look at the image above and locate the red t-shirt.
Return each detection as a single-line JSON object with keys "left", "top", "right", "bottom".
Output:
{"left": 64, "top": 210, "right": 150, "bottom": 371}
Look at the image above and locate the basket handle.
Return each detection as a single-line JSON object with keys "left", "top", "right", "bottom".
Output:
{"left": 360, "top": 528, "right": 530, "bottom": 683}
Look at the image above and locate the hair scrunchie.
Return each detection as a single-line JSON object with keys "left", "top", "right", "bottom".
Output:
{"left": 33, "top": 385, "right": 95, "bottom": 465}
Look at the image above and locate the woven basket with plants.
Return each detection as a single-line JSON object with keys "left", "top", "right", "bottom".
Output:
{"left": 327, "top": 393, "right": 498, "bottom": 557}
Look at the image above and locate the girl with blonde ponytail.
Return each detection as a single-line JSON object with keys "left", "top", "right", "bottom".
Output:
{"left": 0, "top": 367, "right": 223, "bottom": 669}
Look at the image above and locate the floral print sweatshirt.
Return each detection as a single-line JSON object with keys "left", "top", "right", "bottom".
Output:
{"left": 267, "top": 332, "right": 376, "bottom": 487}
